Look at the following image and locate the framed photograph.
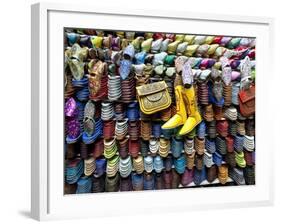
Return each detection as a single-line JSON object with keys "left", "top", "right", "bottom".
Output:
{"left": 31, "top": 2, "right": 274, "bottom": 221}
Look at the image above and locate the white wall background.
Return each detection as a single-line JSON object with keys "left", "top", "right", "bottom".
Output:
{"left": 0, "top": 0, "right": 279, "bottom": 223}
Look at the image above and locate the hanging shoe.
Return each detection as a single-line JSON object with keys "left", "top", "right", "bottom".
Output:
{"left": 179, "top": 86, "right": 202, "bottom": 135}
{"left": 162, "top": 85, "right": 187, "bottom": 129}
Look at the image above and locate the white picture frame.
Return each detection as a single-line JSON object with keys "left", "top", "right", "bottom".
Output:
{"left": 31, "top": 2, "right": 275, "bottom": 221}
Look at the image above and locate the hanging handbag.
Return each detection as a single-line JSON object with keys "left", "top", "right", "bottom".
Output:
{"left": 238, "top": 84, "right": 255, "bottom": 117}
{"left": 136, "top": 81, "right": 171, "bottom": 114}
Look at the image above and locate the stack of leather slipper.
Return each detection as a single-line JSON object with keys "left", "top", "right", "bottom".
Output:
{"left": 213, "top": 105, "right": 223, "bottom": 120}
{"left": 245, "top": 118, "right": 255, "bottom": 136}
{"left": 152, "top": 122, "right": 162, "bottom": 138}
{"left": 216, "top": 120, "right": 229, "bottom": 137}
{"left": 207, "top": 120, "right": 217, "bottom": 138}
{"left": 160, "top": 107, "right": 172, "bottom": 121}
{"left": 198, "top": 82, "right": 209, "bottom": 105}
{"left": 76, "top": 86, "right": 90, "bottom": 102}
{"left": 82, "top": 118, "right": 103, "bottom": 144}
{"left": 129, "top": 139, "right": 140, "bottom": 158}
{"left": 223, "top": 84, "right": 232, "bottom": 106}
{"left": 164, "top": 155, "right": 173, "bottom": 171}
{"left": 155, "top": 173, "right": 164, "bottom": 190}
{"left": 195, "top": 154, "right": 204, "bottom": 170}
{"left": 184, "top": 138, "right": 194, "bottom": 155}
{"left": 119, "top": 156, "right": 132, "bottom": 178}
{"left": 121, "top": 75, "right": 136, "bottom": 102}
{"left": 72, "top": 76, "right": 88, "bottom": 88}
{"left": 114, "top": 103, "right": 126, "bottom": 120}
{"left": 224, "top": 107, "right": 237, "bottom": 121}
{"left": 203, "top": 104, "right": 214, "bottom": 121}
{"left": 128, "top": 121, "right": 140, "bottom": 140}
{"left": 172, "top": 137, "right": 184, "bottom": 158}
{"left": 164, "top": 77, "right": 175, "bottom": 102}
{"left": 229, "top": 167, "right": 245, "bottom": 185}
{"left": 101, "top": 102, "right": 114, "bottom": 120}
{"left": 149, "top": 138, "right": 159, "bottom": 155}
{"left": 197, "top": 121, "right": 206, "bottom": 139}
{"left": 84, "top": 157, "right": 96, "bottom": 176}
{"left": 66, "top": 144, "right": 77, "bottom": 159}
{"left": 105, "top": 173, "right": 120, "bottom": 192}
{"left": 154, "top": 156, "right": 164, "bottom": 173}
{"left": 103, "top": 120, "right": 115, "bottom": 140}
{"left": 161, "top": 127, "right": 174, "bottom": 139}
{"left": 94, "top": 158, "right": 106, "bottom": 177}
{"left": 140, "top": 120, "right": 152, "bottom": 141}
{"left": 106, "top": 155, "right": 119, "bottom": 177}
{"left": 115, "top": 119, "right": 128, "bottom": 140}
{"left": 144, "top": 172, "right": 155, "bottom": 190}
{"left": 244, "top": 150, "right": 254, "bottom": 166}
{"left": 64, "top": 183, "right": 77, "bottom": 194}
{"left": 140, "top": 139, "right": 149, "bottom": 156}
{"left": 104, "top": 138, "right": 118, "bottom": 159}
{"left": 108, "top": 75, "right": 122, "bottom": 101}
{"left": 118, "top": 137, "right": 129, "bottom": 159}
{"left": 77, "top": 102, "right": 87, "bottom": 132}
{"left": 207, "top": 165, "right": 217, "bottom": 183}
{"left": 159, "top": 137, "right": 170, "bottom": 157}
{"left": 174, "top": 155, "right": 186, "bottom": 174}
{"left": 195, "top": 137, "right": 205, "bottom": 155}
{"left": 204, "top": 150, "right": 214, "bottom": 168}
{"left": 92, "top": 175, "right": 105, "bottom": 193}
{"left": 186, "top": 150, "right": 196, "bottom": 169}
{"left": 226, "top": 151, "right": 236, "bottom": 168}
{"left": 80, "top": 142, "right": 88, "bottom": 159}
{"left": 144, "top": 156, "right": 154, "bottom": 173}
{"left": 216, "top": 136, "right": 227, "bottom": 155}
{"left": 92, "top": 138, "right": 104, "bottom": 158}
{"left": 126, "top": 102, "right": 140, "bottom": 121}
{"left": 194, "top": 167, "right": 206, "bottom": 186}
{"left": 236, "top": 120, "right": 246, "bottom": 135}
{"left": 65, "top": 75, "right": 75, "bottom": 99}
{"left": 76, "top": 176, "right": 92, "bottom": 193}
{"left": 205, "top": 137, "right": 216, "bottom": 154}
{"left": 132, "top": 156, "right": 144, "bottom": 174}
{"left": 243, "top": 135, "right": 255, "bottom": 151}
{"left": 213, "top": 151, "right": 223, "bottom": 166}
{"left": 181, "top": 168, "right": 194, "bottom": 186}
{"left": 163, "top": 171, "right": 173, "bottom": 189}
{"left": 172, "top": 169, "right": 181, "bottom": 188}
{"left": 218, "top": 165, "right": 228, "bottom": 184}
{"left": 65, "top": 158, "right": 83, "bottom": 184}
{"left": 235, "top": 151, "right": 246, "bottom": 168}
{"left": 244, "top": 166, "right": 255, "bottom": 185}
{"left": 229, "top": 121, "right": 237, "bottom": 136}
{"left": 73, "top": 77, "right": 89, "bottom": 101}
{"left": 234, "top": 135, "right": 244, "bottom": 152}
{"left": 131, "top": 172, "right": 144, "bottom": 191}
{"left": 120, "top": 176, "right": 133, "bottom": 191}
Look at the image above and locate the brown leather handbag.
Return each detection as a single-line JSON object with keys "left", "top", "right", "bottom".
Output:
{"left": 238, "top": 85, "right": 255, "bottom": 117}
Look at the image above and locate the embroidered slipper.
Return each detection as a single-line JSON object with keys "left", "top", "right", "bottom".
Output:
{"left": 65, "top": 97, "right": 78, "bottom": 117}
{"left": 83, "top": 100, "right": 96, "bottom": 136}
{"left": 119, "top": 60, "right": 132, "bottom": 80}
{"left": 151, "top": 38, "right": 163, "bottom": 53}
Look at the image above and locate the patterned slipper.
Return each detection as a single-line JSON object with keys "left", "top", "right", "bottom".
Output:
{"left": 83, "top": 100, "right": 96, "bottom": 136}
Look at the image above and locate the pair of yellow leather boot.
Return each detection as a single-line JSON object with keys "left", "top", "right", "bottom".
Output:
{"left": 162, "top": 85, "right": 202, "bottom": 135}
